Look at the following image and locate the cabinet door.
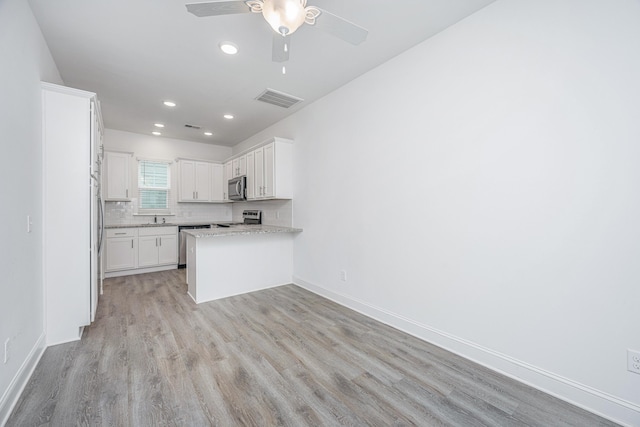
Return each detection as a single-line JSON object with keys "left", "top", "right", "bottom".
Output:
{"left": 138, "top": 236, "right": 159, "bottom": 267}
{"left": 194, "top": 161, "right": 210, "bottom": 201}
{"left": 245, "top": 151, "right": 255, "bottom": 200}
{"left": 263, "top": 143, "right": 275, "bottom": 198}
{"left": 231, "top": 156, "right": 246, "bottom": 177}
{"left": 254, "top": 146, "right": 265, "bottom": 198}
{"left": 210, "top": 163, "right": 224, "bottom": 201}
{"left": 105, "top": 237, "right": 136, "bottom": 271}
{"left": 224, "top": 161, "right": 233, "bottom": 200}
{"left": 179, "top": 160, "right": 197, "bottom": 201}
{"left": 105, "top": 152, "right": 131, "bottom": 200}
{"left": 158, "top": 234, "right": 178, "bottom": 265}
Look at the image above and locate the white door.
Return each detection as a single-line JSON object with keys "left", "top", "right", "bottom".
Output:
{"left": 254, "top": 146, "right": 265, "bottom": 198}
{"left": 106, "top": 238, "right": 136, "bottom": 270}
{"left": 180, "top": 160, "right": 197, "bottom": 201}
{"left": 245, "top": 151, "right": 255, "bottom": 200}
{"left": 158, "top": 234, "right": 178, "bottom": 265}
{"left": 138, "top": 236, "right": 159, "bottom": 267}
{"left": 105, "top": 152, "right": 130, "bottom": 200}
{"left": 194, "top": 161, "right": 210, "bottom": 201}
{"left": 263, "top": 143, "right": 275, "bottom": 198}
{"left": 210, "top": 163, "right": 224, "bottom": 201}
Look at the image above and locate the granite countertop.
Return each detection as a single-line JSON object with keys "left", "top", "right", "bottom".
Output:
{"left": 182, "top": 224, "right": 302, "bottom": 238}
{"left": 105, "top": 221, "right": 238, "bottom": 229}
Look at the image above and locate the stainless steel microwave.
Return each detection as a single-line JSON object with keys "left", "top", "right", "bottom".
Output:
{"left": 228, "top": 175, "right": 246, "bottom": 201}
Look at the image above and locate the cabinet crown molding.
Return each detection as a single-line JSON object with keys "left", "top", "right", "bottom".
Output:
{"left": 225, "top": 137, "right": 293, "bottom": 163}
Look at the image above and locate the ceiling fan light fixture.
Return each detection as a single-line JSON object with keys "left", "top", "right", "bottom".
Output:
{"left": 247, "top": 0, "right": 318, "bottom": 36}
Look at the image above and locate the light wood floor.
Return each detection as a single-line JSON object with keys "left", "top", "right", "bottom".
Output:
{"left": 8, "top": 269, "right": 619, "bottom": 426}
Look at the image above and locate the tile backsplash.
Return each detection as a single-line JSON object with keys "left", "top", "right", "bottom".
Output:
{"left": 104, "top": 200, "right": 231, "bottom": 225}
{"left": 105, "top": 198, "right": 292, "bottom": 226}
{"left": 232, "top": 199, "right": 293, "bottom": 227}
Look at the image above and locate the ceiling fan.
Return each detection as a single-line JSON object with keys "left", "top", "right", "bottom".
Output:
{"left": 185, "top": 0, "right": 368, "bottom": 62}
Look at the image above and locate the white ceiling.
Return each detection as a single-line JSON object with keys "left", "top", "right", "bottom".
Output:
{"left": 29, "top": 0, "right": 495, "bottom": 147}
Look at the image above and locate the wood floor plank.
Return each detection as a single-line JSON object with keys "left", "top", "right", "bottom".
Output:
{"left": 6, "top": 269, "right": 622, "bottom": 427}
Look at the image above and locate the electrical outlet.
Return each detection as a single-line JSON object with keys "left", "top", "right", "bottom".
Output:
{"left": 340, "top": 270, "right": 347, "bottom": 282}
{"left": 3, "top": 338, "right": 10, "bottom": 364}
{"left": 628, "top": 349, "right": 640, "bottom": 374}
{"left": 276, "top": 211, "right": 280, "bottom": 219}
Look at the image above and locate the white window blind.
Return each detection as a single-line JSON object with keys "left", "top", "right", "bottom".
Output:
{"left": 138, "top": 160, "right": 170, "bottom": 211}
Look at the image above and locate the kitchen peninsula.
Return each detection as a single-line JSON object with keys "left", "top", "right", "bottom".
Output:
{"left": 184, "top": 224, "right": 302, "bottom": 303}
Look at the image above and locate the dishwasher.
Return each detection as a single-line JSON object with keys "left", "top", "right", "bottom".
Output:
{"left": 178, "top": 224, "right": 211, "bottom": 268}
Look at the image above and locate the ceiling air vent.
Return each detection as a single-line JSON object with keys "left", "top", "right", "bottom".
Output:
{"left": 184, "top": 124, "right": 201, "bottom": 129}
{"left": 255, "top": 88, "right": 303, "bottom": 109}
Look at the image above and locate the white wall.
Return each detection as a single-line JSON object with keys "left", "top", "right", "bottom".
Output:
{"left": 0, "top": 0, "right": 63, "bottom": 422}
{"left": 236, "top": 0, "right": 640, "bottom": 424}
{"left": 103, "top": 129, "right": 234, "bottom": 225}
{"left": 104, "top": 128, "right": 232, "bottom": 162}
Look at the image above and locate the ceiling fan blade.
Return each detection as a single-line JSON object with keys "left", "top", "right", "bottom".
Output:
{"left": 185, "top": 1, "right": 251, "bottom": 17}
{"left": 272, "top": 34, "right": 291, "bottom": 63}
{"left": 313, "top": 8, "right": 368, "bottom": 45}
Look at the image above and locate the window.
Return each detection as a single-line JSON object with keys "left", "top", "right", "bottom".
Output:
{"left": 138, "top": 160, "right": 170, "bottom": 212}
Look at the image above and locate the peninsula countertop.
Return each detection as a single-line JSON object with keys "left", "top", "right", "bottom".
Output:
{"left": 182, "top": 224, "right": 302, "bottom": 238}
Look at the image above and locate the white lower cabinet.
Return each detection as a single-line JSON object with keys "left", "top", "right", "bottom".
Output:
{"left": 105, "top": 228, "right": 138, "bottom": 271}
{"left": 138, "top": 227, "right": 178, "bottom": 267}
{"left": 105, "top": 226, "right": 178, "bottom": 277}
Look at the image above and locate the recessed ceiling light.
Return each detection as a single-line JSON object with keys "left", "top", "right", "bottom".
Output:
{"left": 154, "top": 123, "right": 165, "bottom": 128}
{"left": 204, "top": 132, "right": 213, "bottom": 136}
{"left": 223, "top": 114, "right": 234, "bottom": 120}
{"left": 163, "top": 101, "right": 176, "bottom": 107}
{"left": 152, "top": 131, "right": 162, "bottom": 136}
{"left": 219, "top": 42, "right": 238, "bottom": 55}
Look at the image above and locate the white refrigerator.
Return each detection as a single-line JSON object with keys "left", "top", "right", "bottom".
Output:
{"left": 42, "top": 82, "right": 103, "bottom": 345}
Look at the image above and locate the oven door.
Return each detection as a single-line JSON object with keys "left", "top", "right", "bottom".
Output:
{"left": 228, "top": 176, "right": 246, "bottom": 201}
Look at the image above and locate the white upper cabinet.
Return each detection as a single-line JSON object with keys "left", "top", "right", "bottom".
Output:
{"left": 252, "top": 146, "right": 265, "bottom": 200}
{"left": 245, "top": 150, "right": 255, "bottom": 200}
{"left": 224, "top": 160, "right": 233, "bottom": 201}
{"left": 179, "top": 160, "right": 211, "bottom": 202}
{"left": 210, "top": 163, "right": 224, "bottom": 202}
{"left": 178, "top": 159, "right": 227, "bottom": 203}
{"left": 104, "top": 151, "right": 132, "bottom": 201}
{"left": 232, "top": 155, "right": 246, "bottom": 177}
{"left": 247, "top": 138, "right": 293, "bottom": 200}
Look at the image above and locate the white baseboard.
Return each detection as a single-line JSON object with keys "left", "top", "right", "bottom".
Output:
{"left": 0, "top": 332, "right": 46, "bottom": 426}
{"left": 292, "top": 276, "right": 640, "bottom": 427}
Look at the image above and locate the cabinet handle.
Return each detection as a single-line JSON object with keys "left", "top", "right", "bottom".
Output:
{"left": 115, "top": 232, "right": 126, "bottom": 235}
{"left": 159, "top": 237, "right": 162, "bottom": 246}
{"left": 196, "top": 191, "right": 198, "bottom": 199}
{"left": 131, "top": 239, "right": 134, "bottom": 249}
{"left": 126, "top": 189, "right": 129, "bottom": 198}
